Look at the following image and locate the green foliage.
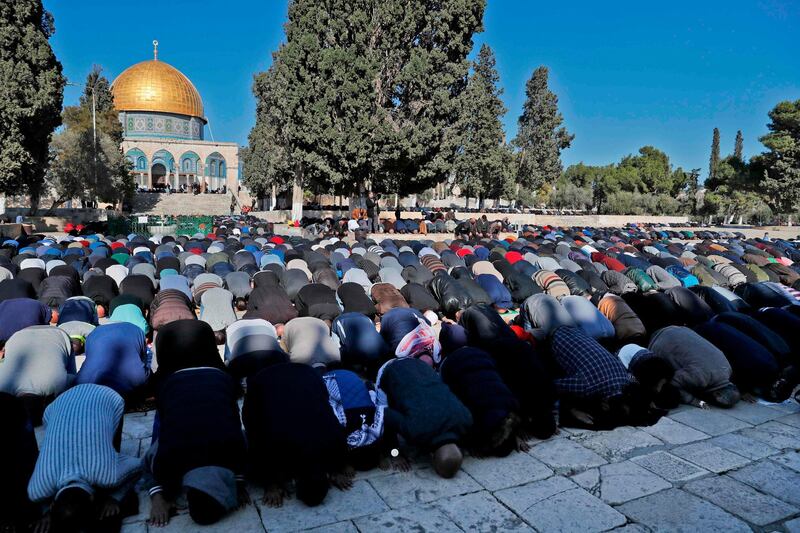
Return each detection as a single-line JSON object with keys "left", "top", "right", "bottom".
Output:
{"left": 47, "top": 66, "right": 132, "bottom": 209}
{"left": 513, "top": 66, "right": 573, "bottom": 192}
{"left": 549, "top": 180, "right": 592, "bottom": 211}
{"left": 751, "top": 99, "right": 800, "bottom": 216}
{"left": 561, "top": 146, "right": 691, "bottom": 214}
{"left": 246, "top": 0, "right": 486, "bottom": 200}
{"left": 709, "top": 127, "right": 720, "bottom": 182}
{"left": 0, "top": 0, "right": 64, "bottom": 206}
{"left": 452, "top": 44, "right": 512, "bottom": 202}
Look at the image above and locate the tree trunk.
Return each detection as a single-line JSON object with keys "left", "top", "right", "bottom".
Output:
{"left": 291, "top": 169, "right": 303, "bottom": 222}
{"left": 45, "top": 197, "right": 67, "bottom": 216}
{"left": 465, "top": 196, "right": 470, "bottom": 209}
{"left": 0, "top": 193, "right": 6, "bottom": 218}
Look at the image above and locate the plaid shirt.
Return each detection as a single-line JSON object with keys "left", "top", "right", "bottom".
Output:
{"left": 550, "top": 325, "right": 633, "bottom": 399}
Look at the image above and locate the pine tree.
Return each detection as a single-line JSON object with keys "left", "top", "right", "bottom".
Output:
{"left": 709, "top": 127, "right": 720, "bottom": 181}
{"left": 752, "top": 100, "right": 800, "bottom": 217}
{"left": 734, "top": 130, "right": 744, "bottom": 160}
{"left": 452, "top": 44, "right": 512, "bottom": 206}
{"left": 513, "top": 66, "right": 574, "bottom": 192}
{"left": 0, "top": 0, "right": 65, "bottom": 213}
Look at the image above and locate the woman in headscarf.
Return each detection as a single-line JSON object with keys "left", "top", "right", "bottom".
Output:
{"left": 282, "top": 317, "right": 340, "bottom": 368}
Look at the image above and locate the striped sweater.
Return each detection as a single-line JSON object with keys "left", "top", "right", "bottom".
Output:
{"left": 27, "top": 384, "right": 142, "bottom": 502}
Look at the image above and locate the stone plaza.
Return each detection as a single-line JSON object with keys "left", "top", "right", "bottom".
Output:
{"left": 82, "top": 398, "right": 800, "bottom": 532}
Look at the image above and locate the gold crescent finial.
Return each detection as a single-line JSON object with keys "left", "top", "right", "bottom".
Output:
{"left": 153, "top": 40, "right": 159, "bottom": 60}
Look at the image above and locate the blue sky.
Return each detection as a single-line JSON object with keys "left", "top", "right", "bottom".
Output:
{"left": 47, "top": 0, "right": 799, "bottom": 181}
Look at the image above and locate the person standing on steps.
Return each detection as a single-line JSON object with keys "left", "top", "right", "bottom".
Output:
{"left": 366, "top": 191, "right": 380, "bottom": 233}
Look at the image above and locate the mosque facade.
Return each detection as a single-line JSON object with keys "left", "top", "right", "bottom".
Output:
{"left": 111, "top": 42, "right": 239, "bottom": 192}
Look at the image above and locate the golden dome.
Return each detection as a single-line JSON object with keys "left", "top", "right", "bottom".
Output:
{"left": 111, "top": 58, "right": 204, "bottom": 119}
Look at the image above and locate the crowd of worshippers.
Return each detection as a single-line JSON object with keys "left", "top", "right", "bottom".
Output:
{"left": 2, "top": 220, "right": 800, "bottom": 532}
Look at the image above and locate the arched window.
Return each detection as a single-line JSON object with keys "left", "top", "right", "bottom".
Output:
{"left": 137, "top": 157, "right": 146, "bottom": 170}
{"left": 211, "top": 161, "right": 217, "bottom": 177}
{"left": 219, "top": 162, "right": 226, "bottom": 177}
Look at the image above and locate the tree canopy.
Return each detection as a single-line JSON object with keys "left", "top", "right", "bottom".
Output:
{"left": 513, "top": 66, "right": 573, "bottom": 192}
{"left": 47, "top": 66, "right": 132, "bottom": 210}
{"left": 0, "top": 0, "right": 64, "bottom": 209}
{"left": 751, "top": 99, "right": 800, "bottom": 217}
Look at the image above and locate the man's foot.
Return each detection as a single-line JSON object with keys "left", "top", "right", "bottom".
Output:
{"left": 262, "top": 485, "right": 286, "bottom": 508}
{"left": 148, "top": 493, "right": 173, "bottom": 528}
{"left": 98, "top": 497, "right": 120, "bottom": 520}
{"left": 329, "top": 467, "right": 355, "bottom": 491}
{"left": 515, "top": 436, "right": 531, "bottom": 453}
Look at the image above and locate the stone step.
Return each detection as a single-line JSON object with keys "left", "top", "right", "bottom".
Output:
{"left": 132, "top": 192, "right": 234, "bottom": 215}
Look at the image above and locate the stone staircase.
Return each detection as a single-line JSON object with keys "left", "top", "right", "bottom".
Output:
{"left": 131, "top": 192, "right": 234, "bottom": 216}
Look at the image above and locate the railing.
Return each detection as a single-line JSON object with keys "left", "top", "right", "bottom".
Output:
{"left": 107, "top": 214, "right": 213, "bottom": 237}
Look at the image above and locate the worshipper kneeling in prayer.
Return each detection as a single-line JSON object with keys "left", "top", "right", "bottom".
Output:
{"left": 0, "top": 297, "right": 52, "bottom": 347}
{"left": 0, "top": 393, "right": 40, "bottom": 533}
{"left": 282, "top": 316, "right": 341, "bottom": 369}
{"left": 331, "top": 312, "right": 390, "bottom": 377}
{"left": 199, "top": 287, "right": 238, "bottom": 345}
{"left": 144, "top": 367, "right": 247, "bottom": 527}
{"left": 243, "top": 362, "right": 352, "bottom": 507}
{"left": 616, "top": 344, "right": 681, "bottom": 410}
{"left": 0, "top": 325, "right": 75, "bottom": 425}
{"left": 152, "top": 319, "right": 225, "bottom": 382}
{"left": 440, "top": 347, "right": 526, "bottom": 457}
{"left": 549, "top": 326, "right": 666, "bottom": 429}
{"left": 456, "top": 304, "right": 557, "bottom": 440}
{"left": 376, "top": 357, "right": 473, "bottom": 478}
{"left": 648, "top": 325, "right": 741, "bottom": 408}
{"left": 224, "top": 319, "right": 290, "bottom": 381}
{"left": 76, "top": 321, "right": 149, "bottom": 402}
{"left": 323, "top": 369, "right": 395, "bottom": 471}
{"left": 27, "top": 384, "right": 141, "bottom": 533}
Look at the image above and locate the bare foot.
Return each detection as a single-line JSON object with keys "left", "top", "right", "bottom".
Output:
{"left": 32, "top": 514, "right": 50, "bottom": 533}
{"left": 741, "top": 393, "right": 758, "bottom": 403}
{"left": 262, "top": 485, "right": 285, "bottom": 508}
{"left": 237, "top": 485, "right": 251, "bottom": 508}
{"left": 329, "top": 468, "right": 355, "bottom": 491}
{"left": 516, "top": 437, "right": 531, "bottom": 453}
{"left": 148, "top": 493, "right": 173, "bottom": 528}
{"left": 391, "top": 455, "right": 412, "bottom": 472}
{"left": 99, "top": 498, "right": 120, "bottom": 520}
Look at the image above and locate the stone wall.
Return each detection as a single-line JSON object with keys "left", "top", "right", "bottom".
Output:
{"left": 252, "top": 210, "right": 689, "bottom": 227}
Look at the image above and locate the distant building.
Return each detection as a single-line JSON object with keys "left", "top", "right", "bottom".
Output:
{"left": 111, "top": 42, "right": 239, "bottom": 192}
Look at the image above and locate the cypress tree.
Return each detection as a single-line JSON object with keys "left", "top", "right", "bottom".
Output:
{"left": 452, "top": 44, "right": 512, "bottom": 206}
{"left": 513, "top": 66, "right": 574, "bottom": 192}
{"left": 0, "top": 0, "right": 65, "bottom": 213}
{"left": 709, "top": 127, "right": 720, "bottom": 181}
{"left": 734, "top": 130, "right": 744, "bottom": 161}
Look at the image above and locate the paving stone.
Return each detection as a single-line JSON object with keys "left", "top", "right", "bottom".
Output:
{"left": 460, "top": 450, "right": 552, "bottom": 491}
{"left": 669, "top": 408, "right": 751, "bottom": 436}
{"left": 571, "top": 460, "right": 670, "bottom": 505}
{"left": 684, "top": 475, "right": 798, "bottom": 526}
{"left": 771, "top": 450, "right": 800, "bottom": 473}
{"left": 618, "top": 488, "right": 750, "bottom": 532}
{"left": 433, "top": 491, "right": 533, "bottom": 532}
{"left": 353, "top": 506, "right": 462, "bottom": 533}
{"left": 122, "top": 414, "right": 154, "bottom": 439}
{"left": 570, "top": 426, "right": 663, "bottom": 461}
{"left": 367, "top": 467, "right": 481, "bottom": 509}
{"left": 785, "top": 517, "right": 800, "bottom": 533}
{"left": 764, "top": 399, "right": 800, "bottom": 415}
{"left": 120, "top": 523, "right": 148, "bottom": 533}
{"left": 640, "top": 416, "right": 710, "bottom": 445}
{"left": 723, "top": 401, "right": 787, "bottom": 425}
{"left": 709, "top": 432, "right": 779, "bottom": 460}
{"left": 305, "top": 521, "right": 358, "bottom": 532}
{"left": 161, "top": 505, "right": 264, "bottom": 532}
{"left": 671, "top": 441, "right": 750, "bottom": 473}
{"left": 729, "top": 460, "right": 800, "bottom": 506}
{"left": 739, "top": 421, "right": 800, "bottom": 450}
{"left": 607, "top": 525, "right": 649, "bottom": 533}
{"left": 495, "top": 476, "right": 625, "bottom": 532}
{"left": 257, "top": 480, "right": 388, "bottom": 532}
{"left": 630, "top": 451, "right": 708, "bottom": 482}
{"left": 777, "top": 413, "right": 800, "bottom": 429}
{"left": 528, "top": 437, "right": 607, "bottom": 475}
